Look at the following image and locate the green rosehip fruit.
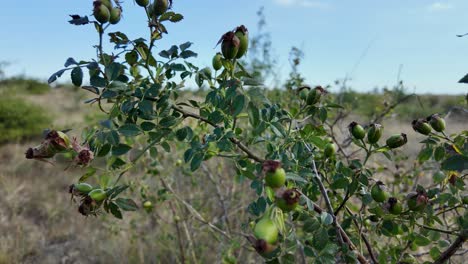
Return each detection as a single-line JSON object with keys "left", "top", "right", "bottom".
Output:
{"left": 276, "top": 189, "right": 300, "bottom": 212}
{"left": 100, "top": 0, "right": 113, "bottom": 9}
{"left": 93, "top": 1, "right": 111, "bottom": 23}
{"left": 220, "top": 32, "right": 240, "bottom": 60}
{"left": 348, "top": 121, "right": 366, "bottom": 140}
{"left": 153, "top": 0, "right": 168, "bottom": 17}
{"left": 367, "top": 123, "right": 383, "bottom": 144}
{"left": 298, "top": 87, "right": 309, "bottom": 100}
{"left": 386, "top": 133, "right": 407, "bottom": 149}
{"left": 74, "top": 183, "right": 93, "bottom": 194}
{"left": 306, "top": 86, "right": 326, "bottom": 105}
{"left": 371, "top": 181, "right": 388, "bottom": 203}
{"left": 135, "top": 0, "right": 149, "bottom": 7}
{"left": 265, "top": 168, "right": 286, "bottom": 188}
{"left": 406, "top": 190, "right": 428, "bottom": 212}
{"left": 412, "top": 118, "right": 432, "bottom": 135}
{"left": 89, "top": 188, "right": 107, "bottom": 202}
{"left": 324, "top": 143, "right": 336, "bottom": 158}
{"left": 109, "top": 7, "right": 122, "bottom": 24}
{"left": 263, "top": 160, "right": 286, "bottom": 188}
{"left": 427, "top": 114, "right": 446, "bottom": 132}
{"left": 143, "top": 200, "right": 153, "bottom": 212}
{"left": 387, "top": 197, "right": 402, "bottom": 215}
{"left": 234, "top": 25, "right": 248, "bottom": 58}
{"left": 212, "top": 53, "right": 223, "bottom": 71}
{"left": 254, "top": 218, "right": 279, "bottom": 244}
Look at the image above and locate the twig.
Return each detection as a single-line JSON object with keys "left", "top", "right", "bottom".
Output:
{"left": 345, "top": 207, "right": 379, "bottom": 264}
{"left": 202, "top": 164, "right": 231, "bottom": 233}
{"left": 433, "top": 229, "right": 468, "bottom": 264}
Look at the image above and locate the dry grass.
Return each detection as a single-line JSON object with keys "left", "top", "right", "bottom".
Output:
{"left": 0, "top": 88, "right": 466, "bottom": 263}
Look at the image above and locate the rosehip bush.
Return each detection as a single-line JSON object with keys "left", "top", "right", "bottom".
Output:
{"left": 28, "top": 1, "right": 467, "bottom": 263}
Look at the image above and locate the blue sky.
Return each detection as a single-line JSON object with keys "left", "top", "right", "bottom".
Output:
{"left": 1, "top": 0, "right": 468, "bottom": 94}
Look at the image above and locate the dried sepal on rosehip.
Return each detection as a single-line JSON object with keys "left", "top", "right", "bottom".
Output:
{"left": 406, "top": 188, "right": 429, "bottom": 212}
{"left": 348, "top": 121, "right": 366, "bottom": 140}
{"left": 412, "top": 118, "right": 432, "bottom": 135}
{"left": 262, "top": 160, "right": 286, "bottom": 188}
{"left": 25, "top": 130, "right": 72, "bottom": 161}
{"left": 71, "top": 138, "right": 94, "bottom": 166}
{"left": 93, "top": 1, "right": 111, "bottom": 24}
{"left": 386, "top": 133, "right": 407, "bottom": 149}
{"left": 386, "top": 197, "right": 403, "bottom": 215}
{"left": 275, "top": 188, "right": 301, "bottom": 212}
{"left": 367, "top": 123, "right": 383, "bottom": 144}
{"left": 234, "top": 25, "right": 248, "bottom": 58}
{"left": 78, "top": 196, "right": 101, "bottom": 217}
{"left": 426, "top": 114, "right": 446, "bottom": 132}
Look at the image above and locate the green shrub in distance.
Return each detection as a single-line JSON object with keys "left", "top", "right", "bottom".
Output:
{"left": 0, "top": 97, "right": 51, "bottom": 143}
{"left": 0, "top": 77, "right": 50, "bottom": 95}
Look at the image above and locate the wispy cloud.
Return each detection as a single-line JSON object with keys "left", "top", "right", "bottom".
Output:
{"left": 427, "top": 2, "right": 453, "bottom": 12}
{"left": 274, "top": 0, "right": 329, "bottom": 9}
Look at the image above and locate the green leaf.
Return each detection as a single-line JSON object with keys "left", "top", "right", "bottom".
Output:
{"left": 313, "top": 227, "right": 329, "bottom": 251}
{"left": 97, "top": 143, "right": 111, "bottom": 157}
{"left": 118, "top": 124, "right": 141, "bottom": 136}
{"left": 458, "top": 73, "right": 468, "bottom": 83}
{"left": 232, "top": 94, "right": 245, "bottom": 116}
{"left": 112, "top": 144, "right": 131, "bottom": 156}
{"left": 434, "top": 146, "right": 445, "bottom": 161}
{"left": 115, "top": 198, "right": 139, "bottom": 211}
{"left": 140, "top": 121, "right": 156, "bottom": 131}
{"left": 179, "top": 41, "right": 192, "bottom": 51}
{"left": 320, "top": 212, "right": 333, "bottom": 225}
{"left": 441, "top": 155, "right": 468, "bottom": 172}
{"left": 414, "top": 233, "right": 432, "bottom": 247}
{"left": 429, "top": 247, "right": 441, "bottom": 260}
{"left": 159, "top": 116, "right": 177, "bottom": 127}
{"left": 105, "top": 62, "right": 121, "bottom": 81}
{"left": 71, "top": 67, "right": 83, "bottom": 87}
{"left": 418, "top": 147, "right": 433, "bottom": 162}
{"left": 285, "top": 172, "right": 307, "bottom": 183}
{"left": 109, "top": 202, "right": 123, "bottom": 219}
{"left": 190, "top": 152, "right": 204, "bottom": 171}
{"left": 176, "top": 127, "right": 188, "bottom": 141}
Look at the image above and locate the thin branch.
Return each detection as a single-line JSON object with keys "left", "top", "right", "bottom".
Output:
{"left": 433, "top": 229, "right": 468, "bottom": 264}
{"left": 345, "top": 207, "right": 379, "bottom": 264}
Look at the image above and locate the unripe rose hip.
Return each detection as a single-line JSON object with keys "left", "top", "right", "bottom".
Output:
{"left": 262, "top": 160, "right": 286, "bottom": 188}
{"left": 153, "top": 0, "right": 169, "bottom": 17}
{"left": 371, "top": 181, "right": 388, "bottom": 203}
{"left": 406, "top": 189, "right": 428, "bottom": 212}
{"left": 109, "top": 7, "right": 122, "bottom": 24}
{"left": 386, "top": 133, "right": 407, "bottom": 149}
{"left": 93, "top": 1, "right": 111, "bottom": 24}
{"left": 212, "top": 53, "right": 223, "bottom": 71}
{"left": 426, "top": 114, "right": 446, "bottom": 132}
{"left": 100, "top": 0, "right": 113, "bottom": 9}
{"left": 306, "top": 86, "right": 326, "bottom": 106}
{"left": 89, "top": 188, "right": 107, "bottom": 202}
{"left": 254, "top": 218, "right": 279, "bottom": 244}
{"left": 412, "top": 118, "right": 432, "bottom": 135}
{"left": 348, "top": 121, "right": 366, "bottom": 140}
{"left": 73, "top": 183, "right": 94, "bottom": 194}
{"left": 135, "top": 0, "right": 149, "bottom": 7}
{"left": 367, "top": 123, "right": 383, "bottom": 144}
{"left": 324, "top": 143, "right": 336, "bottom": 157}
{"left": 220, "top": 32, "right": 240, "bottom": 60}
{"left": 234, "top": 25, "right": 249, "bottom": 58}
